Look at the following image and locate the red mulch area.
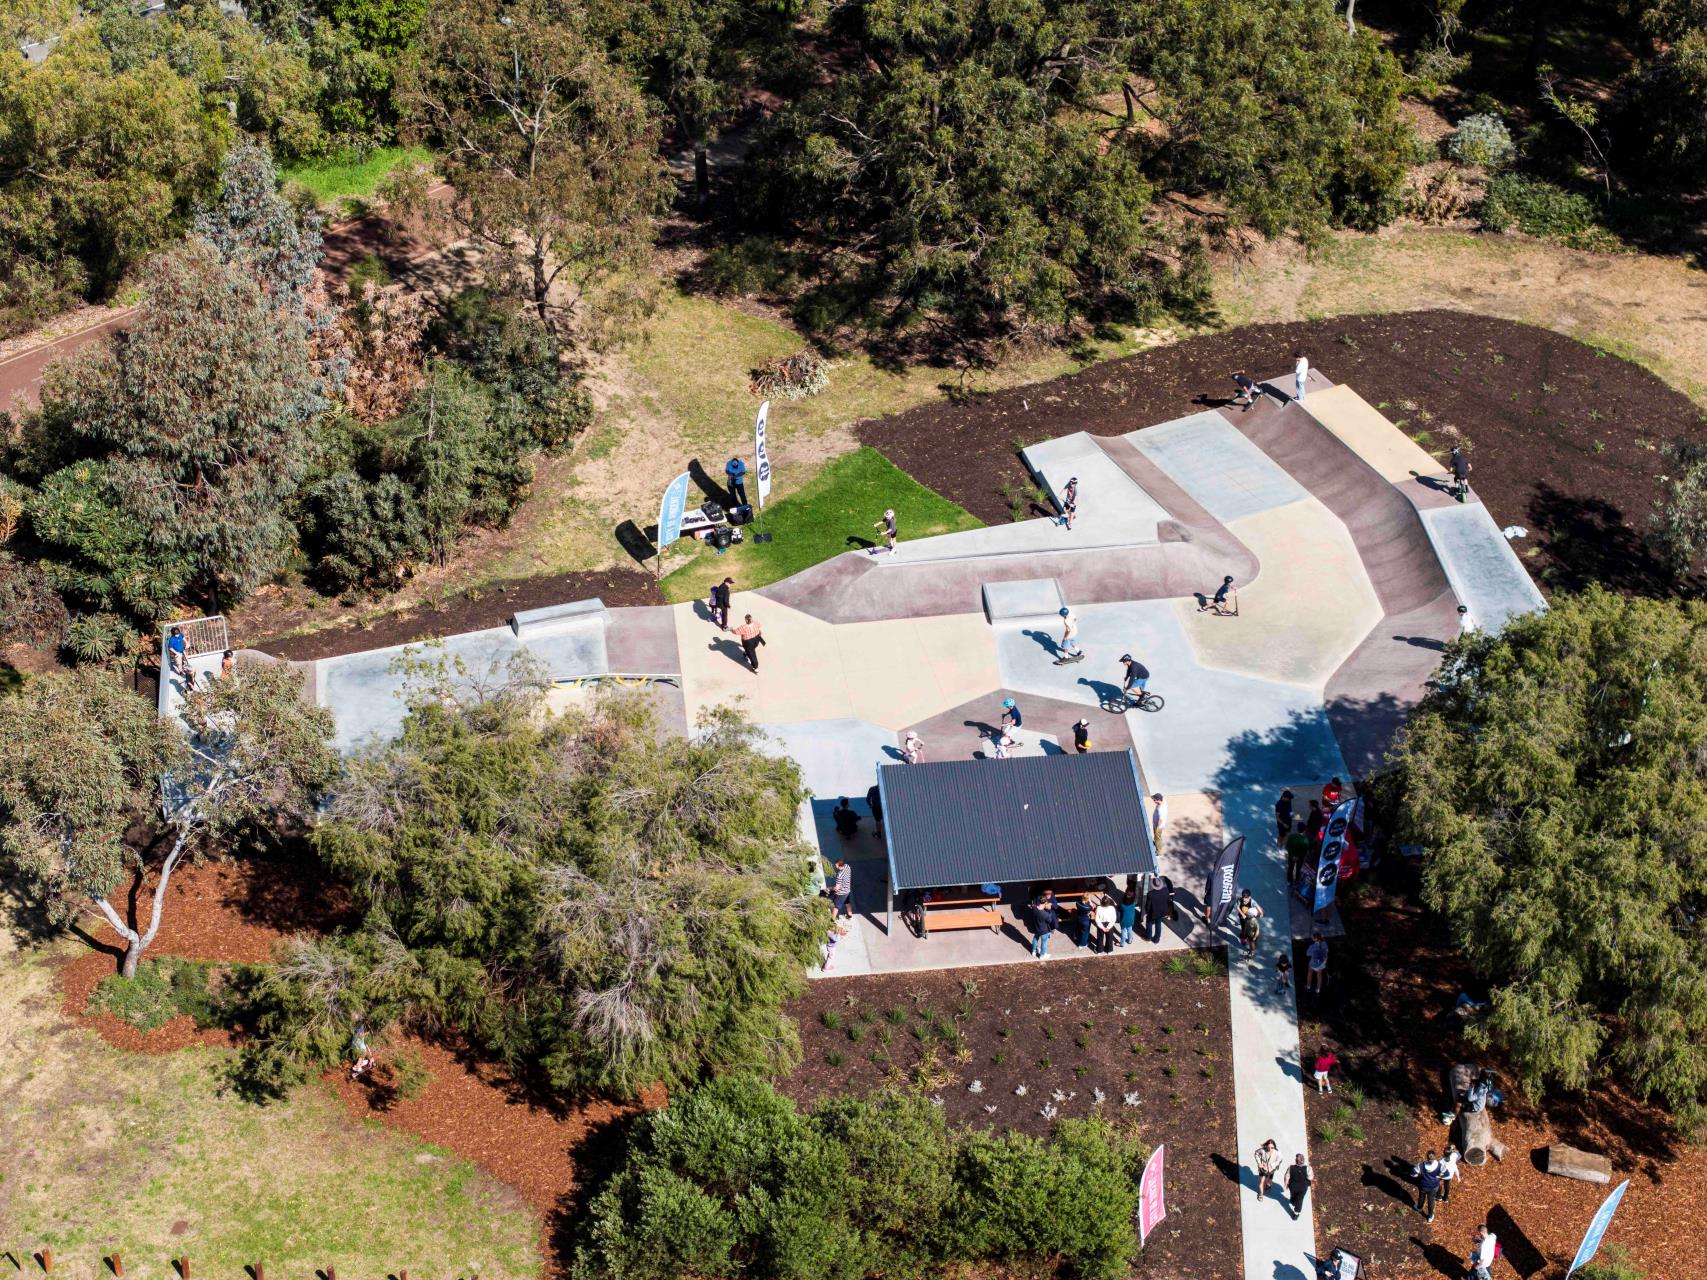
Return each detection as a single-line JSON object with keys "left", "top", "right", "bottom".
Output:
{"left": 1296, "top": 860, "right": 1705, "bottom": 1279}
{"left": 54, "top": 851, "right": 652, "bottom": 1276}
{"left": 857, "top": 311, "right": 1703, "bottom": 597}
{"left": 251, "top": 568, "right": 663, "bottom": 662}
{"left": 782, "top": 953, "right": 1242, "bottom": 1280}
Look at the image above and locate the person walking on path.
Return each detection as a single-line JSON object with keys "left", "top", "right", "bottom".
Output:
{"left": 1254, "top": 1139, "right": 1283, "bottom": 1203}
{"left": 1149, "top": 792, "right": 1168, "bottom": 855}
{"left": 1031, "top": 888, "right": 1058, "bottom": 959}
{"left": 1073, "top": 718, "right": 1091, "bottom": 753}
{"left": 1118, "top": 876, "right": 1138, "bottom": 947}
{"left": 1439, "top": 1144, "right": 1461, "bottom": 1202}
{"left": 1275, "top": 789, "right": 1294, "bottom": 844}
{"left": 1306, "top": 931, "right": 1330, "bottom": 993}
{"left": 1285, "top": 1154, "right": 1313, "bottom": 1219}
{"left": 903, "top": 730, "right": 924, "bottom": 764}
{"left": 1058, "top": 476, "right": 1078, "bottom": 529}
{"left": 1468, "top": 1225, "right": 1498, "bottom": 1280}
{"left": 1450, "top": 445, "right": 1472, "bottom": 502}
{"left": 1294, "top": 354, "right": 1310, "bottom": 403}
{"left": 1236, "top": 888, "right": 1264, "bottom": 959}
{"left": 1145, "top": 874, "right": 1170, "bottom": 944}
{"left": 1285, "top": 820, "right": 1312, "bottom": 889}
{"left": 1312, "top": 1048, "right": 1338, "bottom": 1094}
{"left": 1231, "top": 369, "right": 1259, "bottom": 409}
{"left": 830, "top": 858, "right": 854, "bottom": 922}
{"left": 866, "top": 783, "right": 884, "bottom": 838}
{"left": 872, "top": 507, "right": 898, "bottom": 555}
{"left": 709, "top": 577, "right": 733, "bottom": 630}
{"left": 725, "top": 456, "right": 749, "bottom": 507}
{"left": 1413, "top": 1151, "right": 1444, "bottom": 1222}
{"left": 733, "top": 614, "right": 765, "bottom": 671}
{"left": 1057, "top": 606, "right": 1084, "bottom": 659}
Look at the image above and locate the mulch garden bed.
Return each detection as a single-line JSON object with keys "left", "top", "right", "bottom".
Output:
{"left": 857, "top": 310, "right": 1705, "bottom": 597}
{"left": 1297, "top": 859, "right": 1706, "bottom": 1279}
{"left": 248, "top": 567, "right": 664, "bottom": 662}
{"left": 782, "top": 951, "right": 1242, "bottom": 1280}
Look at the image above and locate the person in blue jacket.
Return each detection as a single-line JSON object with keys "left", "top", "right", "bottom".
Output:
{"left": 725, "top": 456, "right": 748, "bottom": 507}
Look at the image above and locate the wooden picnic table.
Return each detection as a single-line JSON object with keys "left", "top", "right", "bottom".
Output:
{"left": 918, "top": 890, "right": 1002, "bottom": 937}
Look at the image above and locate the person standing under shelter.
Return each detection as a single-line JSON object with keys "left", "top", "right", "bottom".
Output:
{"left": 1294, "top": 354, "right": 1310, "bottom": 403}
{"left": 830, "top": 858, "right": 853, "bottom": 922}
{"left": 1145, "top": 874, "right": 1170, "bottom": 944}
{"left": 1030, "top": 888, "right": 1058, "bottom": 959}
{"left": 725, "top": 456, "right": 748, "bottom": 507}
{"left": 734, "top": 614, "right": 765, "bottom": 671}
{"left": 1118, "top": 876, "right": 1138, "bottom": 947}
{"left": 866, "top": 783, "right": 884, "bottom": 838}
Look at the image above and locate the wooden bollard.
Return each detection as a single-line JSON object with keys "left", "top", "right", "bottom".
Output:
{"left": 253, "top": 1265, "right": 265, "bottom": 1280}
{"left": 326, "top": 1266, "right": 335, "bottom": 1280}
{"left": 109, "top": 1255, "right": 123, "bottom": 1277}
{"left": 175, "top": 1258, "right": 189, "bottom": 1280}
{"left": 37, "top": 1249, "right": 51, "bottom": 1274}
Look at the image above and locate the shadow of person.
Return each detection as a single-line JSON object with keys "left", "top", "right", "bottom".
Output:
{"left": 1392, "top": 634, "right": 1447, "bottom": 651}
{"left": 1379, "top": 1156, "right": 1420, "bottom": 1207}
{"left": 1486, "top": 1204, "right": 1546, "bottom": 1277}
{"left": 1274, "top": 1053, "right": 1304, "bottom": 1084}
{"left": 1210, "top": 1152, "right": 1246, "bottom": 1188}
{"left": 709, "top": 637, "right": 750, "bottom": 670}
{"left": 846, "top": 535, "right": 876, "bottom": 549}
{"left": 1409, "top": 470, "right": 1453, "bottom": 494}
{"left": 614, "top": 519, "right": 657, "bottom": 565}
{"left": 1078, "top": 676, "right": 1121, "bottom": 703}
{"left": 687, "top": 457, "right": 735, "bottom": 506}
{"left": 880, "top": 745, "right": 904, "bottom": 762}
{"left": 1022, "top": 628, "right": 1063, "bottom": 656}
{"left": 1408, "top": 1236, "right": 1463, "bottom": 1278}
{"left": 1271, "top": 1263, "right": 1310, "bottom": 1280}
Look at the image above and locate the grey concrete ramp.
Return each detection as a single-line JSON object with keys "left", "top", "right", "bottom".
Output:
{"left": 982, "top": 578, "right": 1065, "bottom": 623}
{"left": 1129, "top": 411, "right": 1309, "bottom": 523}
{"left": 1324, "top": 592, "right": 1465, "bottom": 774}
{"left": 1422, "top": 503, "right": 1547, "bottom": 633}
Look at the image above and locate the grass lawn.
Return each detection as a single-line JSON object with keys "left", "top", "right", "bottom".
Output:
{"left": 281, "top": 146, "right": 433, "bottom": 210}
{"left": 0, "top": 933, "right": 541, "bottom": 1279}
{"left": 656, "top": 447, "right": 982, "bottom": 603}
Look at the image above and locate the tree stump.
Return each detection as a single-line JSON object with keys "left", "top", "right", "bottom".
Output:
{"left": 1545, "top": 1143, "right": 1613, "bottom": 1184}
{"left": 1455, "top": 1105, "right": 1505, "bottom": 1165}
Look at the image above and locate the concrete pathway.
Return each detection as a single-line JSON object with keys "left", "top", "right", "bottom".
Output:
{"left": 1221, "top": 785, "right": 1318, "bottom": 1280}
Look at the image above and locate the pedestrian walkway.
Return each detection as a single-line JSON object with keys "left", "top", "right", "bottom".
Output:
{"left": 1220, "top": 785, "right": 1318, "bottom": 1280}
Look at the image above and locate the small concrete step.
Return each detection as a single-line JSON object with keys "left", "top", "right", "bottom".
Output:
{"left": 982, "top": 577, "right": 1065, "bottom": 624}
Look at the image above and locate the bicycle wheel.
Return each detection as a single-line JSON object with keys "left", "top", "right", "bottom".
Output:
{"left": 1140, "top": 692, "right": 1165, "bottom": 712}
{"left": 1100, "top": 693, "right": 1131, "bottom": 715}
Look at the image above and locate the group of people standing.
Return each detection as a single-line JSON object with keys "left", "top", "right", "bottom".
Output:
{"left": 1027, "top": 874, "right": 1176, "bottom": 959}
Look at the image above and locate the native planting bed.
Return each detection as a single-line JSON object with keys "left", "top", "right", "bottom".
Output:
{"left": 782, "top": 950, "right": 1241, "bottom": 1279}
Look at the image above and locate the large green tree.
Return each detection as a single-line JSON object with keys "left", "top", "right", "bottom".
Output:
{"left": 1394, "top": 587, "right": 1707, "bottom": 1127}
{"left": 393, "top": 0, "right": 672, "bottom": 334}
{"left": 0, "top": 662, "right": 336, "bottom": 978}
{"left": 39, "top": 239, "right": 323, "bottom": 605}
{"left": 289, "top": 678, "right": 823, "bottom": 1098}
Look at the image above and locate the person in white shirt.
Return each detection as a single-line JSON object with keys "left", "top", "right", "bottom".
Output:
{"left": 1294, "top": 354, "right": 1310, "bottom": 402}
{"left": 1091, "top": 894, "right": 1118, "bottom": 953}
{"left": 1058, "top": 606, "right": 1083, "bottom": 658}
{"left": 1440, "top": 1144, "right": 1461, "bottom": 1202}
{"left": 1469, "top": 1225, "right": 1498, "bottom": 1280}
{"left": 1150, "top": 793, "right": 1168, "bottom": 854}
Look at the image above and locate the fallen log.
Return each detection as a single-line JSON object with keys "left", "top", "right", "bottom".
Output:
{"left": 1545, "top": 1143, "right": 1612, "bottom": 1184}
{"left": 1455, "top": 1105, "right": 1505, "bottom": 1165}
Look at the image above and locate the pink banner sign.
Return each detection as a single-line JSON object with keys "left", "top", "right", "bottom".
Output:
{"left": 1139, "top": 1143, "right": 1167, "bottom": 1244}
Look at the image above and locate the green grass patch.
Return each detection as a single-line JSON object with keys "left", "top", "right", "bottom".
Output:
{"left": 282, "top": 146, "right": 433, "bottom": 209}
{"left": 90, "top": 957, "right": 223, "bottom": 1032}
{"left": 657, "top": 447, "right": 982, "bottom": 602}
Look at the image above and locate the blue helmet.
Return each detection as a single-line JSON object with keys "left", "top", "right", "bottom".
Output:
{"left": 1003, "top": 698, "right": 1016, "bottom": 709}
{"left": 1059, "top": 606, "right": 1070, "bottom": 616}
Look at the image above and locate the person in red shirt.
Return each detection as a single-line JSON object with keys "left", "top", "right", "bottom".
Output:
{"left": 1322, "top": 776, "right": 1343, "bottom": 809}
{"left": 1313, "top": 1049, "right": 1339, "bottom": 1094}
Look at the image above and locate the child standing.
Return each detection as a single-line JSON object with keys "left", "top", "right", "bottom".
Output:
{"left": 1313, "top": 1048, "right": 1339, "bottom": 1094}
{"left": 1275, "top": 953, "right": 1293, "bottom": 991}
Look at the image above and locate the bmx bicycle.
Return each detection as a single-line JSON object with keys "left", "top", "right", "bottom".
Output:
{"left": 1101, "top": 687, "right": 1164, "bottom": 714}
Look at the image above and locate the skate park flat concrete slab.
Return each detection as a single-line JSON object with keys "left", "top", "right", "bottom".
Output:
{"left": 994, "top": 601, "right": 1348, "bottom": 795}
{"left": 676, "top": 598, "right": 1000, "bottom": 732}
{"left": 760, "top": 718, "right": 896, "bottom": 799}
{"left": 317, "top": 616, "right": 608, "bottom": 754}
{"left": 982, "top": 577, "right": 1065, "bottom": 622}
{"left": 1420, "top": 503, "right": 1548, "bottom": 633}
{"left": 1304, "top": 383, "right": 1444, "bottom": 485}
{"left": 1128, "top": 411, "right": 1309, "bottom": 523}
{"left": 1177, "top": 498, "right": 1383, "bottom": 687}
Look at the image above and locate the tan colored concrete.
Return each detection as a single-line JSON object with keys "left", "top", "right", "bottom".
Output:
{"left": 676, "top": 597, "right": 1001, "bottom": 731}
{"left": 1304, "top": 384, "right": 1444, "bottom": 484}
{"left": 1174, "top": 496, "right": 1383, "bottom": 688}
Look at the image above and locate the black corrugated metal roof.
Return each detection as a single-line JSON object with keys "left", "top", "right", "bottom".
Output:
{"left": 879, "top": 751, "right": 1156, "bottom": 890}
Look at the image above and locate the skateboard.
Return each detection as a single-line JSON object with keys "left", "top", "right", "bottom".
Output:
{"left": 1052, "top": 652, "right": 1086, "bottom": 665}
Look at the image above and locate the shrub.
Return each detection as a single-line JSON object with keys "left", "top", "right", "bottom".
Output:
{"left": 64, "top": 612, "right": 135, "bottom": 665}
{"left": 91, "top": 957, "right": 220, "bottom": 1032}
{"left": 1576, "top": 1245, "right": 1646, "bottom": 1280}
{"left": 1449, "top": 113, "right": 1516, "bottom": 169}
{"left": 749, "top": 348, "right": 830, "bottom": 401}
{"left": 391, "top": 1048, "right": 432, "bottom": 1099}
{"left": 1407, "top": 168, "right": 1475, "bottom": 224}
{"left": 1410, "top": 44, "right": 1470, "bottom": 87}
{"left": 0, "top": 550, "right": 69, "bottom": 647}
{"left": 300, "top": 471, "right": 429, "bottom": 594}
{"left": 697, "top": 237, "right": 799, "bottom": 297}
{"left": 1478, "top": 176, "right": 1607, "bottom": 245}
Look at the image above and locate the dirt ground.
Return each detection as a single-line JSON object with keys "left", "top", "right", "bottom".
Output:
{"left": 782, "top": 954, "right": 1242, "bottom": 1280}
{"left": 1297, "top": 861, "right": 1704, "bottom": 1279}
{"left": 859, "top": 310, "right": 1704, "bottom": 598}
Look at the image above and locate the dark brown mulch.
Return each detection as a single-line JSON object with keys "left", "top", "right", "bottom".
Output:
{"left": 250, "top": 568, "right": 664, "bottom": 662}
{"left": 857, "top": 311, "right": 1705, "bottom": 597}
{"left": 1295, "top": 860, "right": 1707, "bottom": 1279}
{"left": 782, "top": 952, "right": 1242, "bottom": 1280}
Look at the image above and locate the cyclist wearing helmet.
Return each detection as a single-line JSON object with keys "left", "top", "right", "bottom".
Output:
{"left": 1001, "top": 697, "right": 1022, "bottom": 731}
{"left": 1118, "top": 654, "right": 1149, "bottom": 705}
{"left": 1056, "top": 606, "right": 1084, "bottom": 661}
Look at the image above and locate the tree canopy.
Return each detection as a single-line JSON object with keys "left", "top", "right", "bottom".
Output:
{"left": 1394, "top": 587, "right": 1707, "bottom": 1128}
{"left": 264, "top": 676, "right": 824, "bottom": 1098}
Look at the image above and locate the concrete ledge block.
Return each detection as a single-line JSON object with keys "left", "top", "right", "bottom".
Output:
{"left": 511, "top": 597, "right": 608, "bottom": 640}
{"left": 982, "top": 578, "right": 1065, "bottom": 624}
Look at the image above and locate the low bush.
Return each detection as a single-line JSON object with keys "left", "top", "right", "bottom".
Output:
{"left": 1449, "top": 113, "right": 1516, "bottom": 169}
{"left": 1478, "top": 176, "right": 1617, "bottom": 249}
{"left": 0, "top": 550, "right": 69, "bottom": 647}
{"left": 91, "top": 957, "right": 227, "bottom": 1032}
{"left": 1576, "top": 1246, "right": 1645, "bottom": 1280}
{"left": 572, "top": 1076, "right": 1144, "bottom": 1280}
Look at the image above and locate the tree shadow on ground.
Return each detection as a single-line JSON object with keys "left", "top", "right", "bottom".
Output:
{"left": 614, "top": 519, "right": 657, "bottom": 566}
{"left": 1526, "top": 481, "right": 1679, "bottom": 597}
